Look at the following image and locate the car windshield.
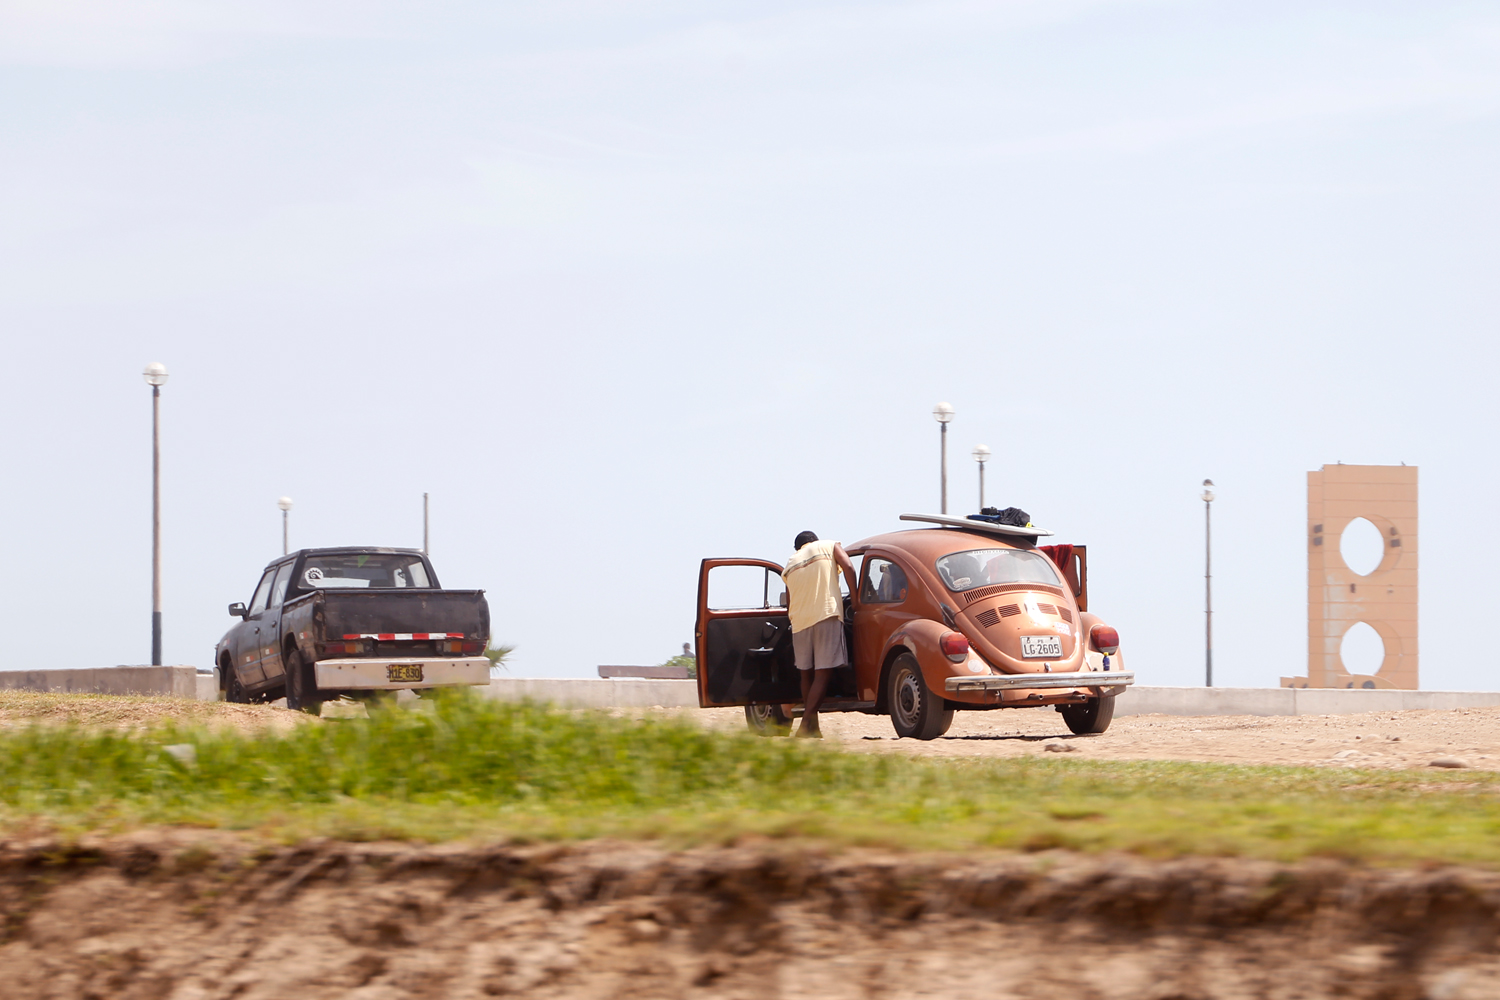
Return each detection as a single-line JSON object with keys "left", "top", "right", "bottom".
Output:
{"left": 300, "top": 553, "right": 431, "bottom": 589}
{"left": 935, "top": 548, "right": 1062, "bottom": 592}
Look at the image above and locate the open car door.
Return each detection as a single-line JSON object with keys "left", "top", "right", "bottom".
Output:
{"left": 695, "top": 559, "right": 803, "bottom": 708}
{"left": 1038, "top": 544, "right": 1088, "bottom": 611}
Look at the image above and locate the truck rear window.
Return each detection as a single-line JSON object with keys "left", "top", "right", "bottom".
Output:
{"left": 935, "top": 548, "right": 1061, "bottom": 592}
{"left": 301, "top": 554, "right": 431, "bottom": 589}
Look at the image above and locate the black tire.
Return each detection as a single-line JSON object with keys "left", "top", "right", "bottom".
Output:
{"left": 745, "top": 703, "right": 791, "bottom": 736}
{"left": 887, "top": 653, "right": 954, "bottom": 740}
{"left": 284, "top": 650, "right": 323, "bottom": 716}
{"left": 224, "top": 660, "right": 249, "bottom": 704}
{"left": 1060, "top": 694, "right": 1116, "bottom": 735}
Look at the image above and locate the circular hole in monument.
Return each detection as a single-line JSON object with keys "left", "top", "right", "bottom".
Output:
{"left": 1340, "top": 621, "right": 1385, "bottom": 677}
{"left": 1339, "top": 517, "right": 1385, "bottom": 576}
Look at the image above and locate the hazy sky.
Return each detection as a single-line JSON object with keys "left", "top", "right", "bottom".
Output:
{"left": 2, "top": 1, "right": 1497, "bottom": 687}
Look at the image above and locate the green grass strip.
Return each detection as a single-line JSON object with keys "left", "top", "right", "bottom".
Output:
{"left": 2, "top": 692, "right": 1499, "bottom": 866}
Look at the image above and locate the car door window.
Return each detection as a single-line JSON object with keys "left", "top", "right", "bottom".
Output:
{"left": 268, "top": 565, "right": 292, "bottom": 608}
{"left": 708, "top": 564, "right": 785, "bottom": 610}
{"left": 861, "top": 558, "right": 909, "bottom": 604}
{"left": 248, "top": 570, "right": 276, "bottom": 615}
{"left": 841, "top": 553, "right": 862, "bottom": 597}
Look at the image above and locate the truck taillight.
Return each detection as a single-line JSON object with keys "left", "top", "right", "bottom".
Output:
{"left": 1090, "top": 625, "right": 1120, "bottom": 655}
{"left": 940, "top": 631, "right": 970, "bottom": 662}
{"left": 461, "top": 642, "right": 483, "bottom": 654}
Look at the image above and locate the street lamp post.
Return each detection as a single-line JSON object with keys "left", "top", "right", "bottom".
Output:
{"left": 972, "top": 444, "right": 990, "bottom": 511}
{"left": 1202, "top": 479, "right": 1215, "bottom": 687}
{"left": 143, "top": 362, "right": 169, "bottom": 666}
{"left": 277, "top": 497, "right": 293, "bottom": 555}
{"left": 932, "top": 402, "right": 954, "bottom": 513}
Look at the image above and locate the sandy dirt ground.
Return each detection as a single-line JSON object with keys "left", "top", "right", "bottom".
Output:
{"left": 0, "top": 691, "right": 311, "bottom": 735}
{"left": 2, "top": 833, "right": 1500, "bottom": 1000}
{"left": 7, "top": 686, "right": 1497, "bottom": 769}
{"left": 683, "top": 704, "right": 1500, "bottom": 771}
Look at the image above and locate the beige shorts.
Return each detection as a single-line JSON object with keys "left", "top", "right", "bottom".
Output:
{"left": 793, "top": 616, "right": 848, "bottom": 671}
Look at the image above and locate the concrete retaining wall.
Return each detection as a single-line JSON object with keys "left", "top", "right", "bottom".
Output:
{"left": 1115, "top": 686, "right": 1500, "bottom": 717}
{"left": 479, "top": 679, "right": 1500, "bottom": 717}
{"left": 0, "top": 666, "right": 202, "bottom": 699}
{"left": 482, "top": 677, "right": 700, "bottom": 709}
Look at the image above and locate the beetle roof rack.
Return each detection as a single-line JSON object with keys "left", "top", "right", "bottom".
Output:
{"left": 898, "top": 513, "right": 1055, "bottom": 539}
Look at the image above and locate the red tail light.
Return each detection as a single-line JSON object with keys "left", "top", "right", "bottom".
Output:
{"left": 1090, "top": 625, "right": 1120, "bottom": 654}
{"left": 940, "top": 631, "right": 970, "bottom": 661}
{"left": 461, "top": 642, "right": 484, "bottom": 654}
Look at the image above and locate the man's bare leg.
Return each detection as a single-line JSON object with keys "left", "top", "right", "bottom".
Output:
{"left": 799, "top": 670, "right": 831, "bottom": 737}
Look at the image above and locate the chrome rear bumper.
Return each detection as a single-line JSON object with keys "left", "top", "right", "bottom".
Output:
{"left": 944, "top": 670, "right": 1134, "bottom": 693}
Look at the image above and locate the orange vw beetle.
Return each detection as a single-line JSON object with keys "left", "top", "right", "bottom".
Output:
{"left": 694, "top": 514, "right": 1133, "bottom": 739}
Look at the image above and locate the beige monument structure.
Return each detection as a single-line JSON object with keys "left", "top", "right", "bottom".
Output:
{"left": 1282, "top": 464, "right": 1418, "bottom": 690}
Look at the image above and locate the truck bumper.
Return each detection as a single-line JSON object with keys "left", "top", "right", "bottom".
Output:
{"left": 313, "top": 656, "right": 492, "bottom": 691}
{"left": 944, "top": 670, "right": 1134, "bottom": 695}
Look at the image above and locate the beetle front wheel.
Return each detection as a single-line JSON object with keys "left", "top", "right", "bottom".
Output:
{"left": 887, "top": 654, "right": 953, "bottom": 741}
{"left": 744, "top": 703, "right": 791, "bottom": 736}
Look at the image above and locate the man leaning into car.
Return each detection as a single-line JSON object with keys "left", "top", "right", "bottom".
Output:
{"left": 782, "top": 530, "right": 859, "bottom": 738}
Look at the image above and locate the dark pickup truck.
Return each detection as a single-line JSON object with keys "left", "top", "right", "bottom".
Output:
{"left": 215, "top": 547, "right": 491, "bottom": 712}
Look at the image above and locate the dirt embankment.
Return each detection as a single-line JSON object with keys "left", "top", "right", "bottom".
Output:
{"left": 2, "top": 834, "right": 1499, "bottom": 999}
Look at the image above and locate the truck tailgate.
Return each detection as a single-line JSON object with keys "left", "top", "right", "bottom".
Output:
{"left": 315, "top": 590, "right": 489, "bottom": 640}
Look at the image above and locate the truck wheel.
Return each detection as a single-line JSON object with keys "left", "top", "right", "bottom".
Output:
{"left": 744, "top": 703, "right": 791, "bottom": 736}
{"left": 1060, "top": 694, "right": 1116, "bottom": 735}
{"left": 225, "top": 667, "right": 249, "bottom": 704}
{"left": 284, "top": 650, "right": 323, "bottom": 716}
{"left": 887, "top": 653, "right": 953, "bottom": 740}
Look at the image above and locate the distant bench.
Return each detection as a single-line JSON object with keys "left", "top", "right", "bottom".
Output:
{"left": 597, "top": 665, "right": 693, "bottom": 680}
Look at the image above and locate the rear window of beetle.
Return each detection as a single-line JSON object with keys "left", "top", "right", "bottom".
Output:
{"left": 935, "top": 548, "right": 1061, "bottom": 592}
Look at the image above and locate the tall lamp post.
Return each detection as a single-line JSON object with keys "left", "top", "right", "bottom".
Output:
{"left": 932, "top": 402, "right": 954, "bottom": 513}
{"left": 1202, "top": 479, "right": 1215, "bottom": 687}
{"left": 143, "top": 362, "right": 169, "bottom": 666}
{"left": 972, "top": 444, "right": 990, "bottom": 511}
{"left": 277, "top": 497, "right": 293, "bottom": 555}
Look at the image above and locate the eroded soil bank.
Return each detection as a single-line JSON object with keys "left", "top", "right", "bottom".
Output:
{"left": 1, "top": 834, "right": 1499, "bottom": 999}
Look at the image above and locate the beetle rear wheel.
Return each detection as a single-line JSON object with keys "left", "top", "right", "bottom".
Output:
{"left": 745, "top": 703, "right": 791, "bottom": 736}
{"left": 887, "top": 653, "right": 953, "bottom": 740}
{"left": 1060, "top": 694, "right": 1116, "bottom": 735}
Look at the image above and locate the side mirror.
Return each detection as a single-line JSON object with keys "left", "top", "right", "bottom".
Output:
{"left": 228, "top": 603, "right": 248, "bottom": 619}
